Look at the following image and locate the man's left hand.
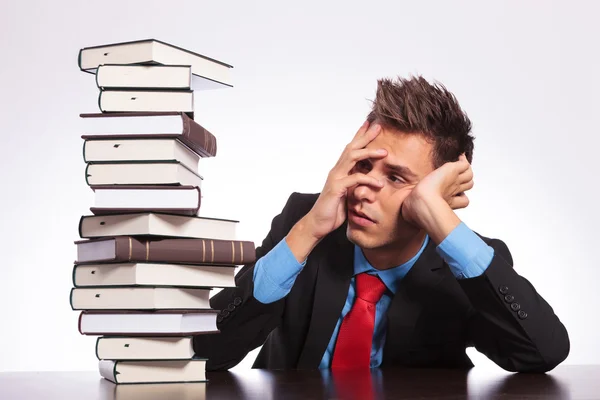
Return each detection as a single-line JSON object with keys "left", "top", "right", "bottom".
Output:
{"left": 401, "top": 154, "right": 474, "bottom": 242}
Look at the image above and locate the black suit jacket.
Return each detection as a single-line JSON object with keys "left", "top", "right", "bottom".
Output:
{"left": 193, "top": 192, "right": 570, "bottom": 372}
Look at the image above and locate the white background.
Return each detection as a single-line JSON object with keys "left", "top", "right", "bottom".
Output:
{"left": 0, "top": 0, "right": 597, "bottom": 372}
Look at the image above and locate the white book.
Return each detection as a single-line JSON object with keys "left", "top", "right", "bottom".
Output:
{"left": 99, "top": 89, "right": 193, "bottom": 113}
{"left": 80, "top": 112, "right": 203, "bottom": 136}
{"left": 79, "top": 311, "right": 218, "bottom": 335}
{"left": 99, "top": 379, "right": 206, "bottom": 399}
{"left": 79, "top": 39, "right": 233, "bottom": 87}
{"left": 99, "top": 359, "right": 207, "bottom": 384}
{"left": 73, "top": 263, "right": 236, "bottom": 288}
{"left": 78, "top": 212, "right": 237, "bottom": 240}
{"left": 78, "top": 112, "right": 217, "bottom": 158}
{"left": 70, "top": 287, "right": 211, "bottom": 310}
{"left": 83, "top": 137, "right": 200, "bottom": 172}
{"left": 96, "top": 337, "right": 195, "bottom": 360}
{"left": 85, "top": 162, "right": 203, "bottom": 187}
{"left": 96, "top": 64, "right": 225, "bottom": 90}
{"left": 91, "top": 186, "right": 201, "bottom": 216}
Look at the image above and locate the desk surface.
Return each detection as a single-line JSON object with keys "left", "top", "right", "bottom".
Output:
{"left": 0, "top": 365, "right": 597, "bottom": 399}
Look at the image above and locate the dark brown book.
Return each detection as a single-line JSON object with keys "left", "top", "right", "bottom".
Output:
{"left": 80, "top": 112, "right": 217, "bottom": 157}
{"left": 90, "top": 185, "right": 201, "bottom": 216}
{"left": 75, "top": 236, "right": 256, "bottom": 265}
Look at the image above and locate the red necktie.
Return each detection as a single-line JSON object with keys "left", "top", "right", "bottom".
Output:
{"left": 332, "top": 272, "right": 387, "bottom": 370}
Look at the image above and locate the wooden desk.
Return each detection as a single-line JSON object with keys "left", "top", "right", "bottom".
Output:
{"left": 0, "top": 365, "right": 597, "bottom": 399}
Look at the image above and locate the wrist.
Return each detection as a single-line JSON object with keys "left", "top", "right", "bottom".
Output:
{"left": 285, "top": 214, "right": 322, "bottom": 263}
{"left": 418, "top": 196, "right": 461, "bottom": 245}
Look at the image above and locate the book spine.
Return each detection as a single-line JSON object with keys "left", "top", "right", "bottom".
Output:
{"left": 98, "top": 360, "right": 118, "bottom": 383}
{"left": 77, "top": 48, "right": 86, "bottom": 73}
{"left": 69, "top": 288, "right": 76, "bottom": 310}
{"left": 84, "top": 163, "right": 91, "bottom": 186}
{"left": 82, "top": 140, "right": 88, "bottom": 163}
{"left": 85, "top": 236, "right": 255, "bottom": 265}
{"left": 95, "top": 337, "right": 101, "bottom": 360}
{"left": 146, "top": 238, "right": 255, "bottom": 265}
{"left": 78, "top": 312, "right": 84, "bottom": 335}
{"left": 113, "top": 236, "right": 145, "bottom": 263}
{"left": 78, "top": 215, "right": 85, "bottom": 238}
{"left": 98, "top": 90, "right": 104, "bottom": 112}
{"left": 95, "top": 66, "right": 101, "bottom": 89}
{"left": 77, "top": 48, "right": 111, "bottom": 75}
{"left": 194, "top": 186, "right": 201, "bottom": 214}
{"left": 72, "top": 265, "right": 78, "bottom": 287}
{"left": 180, "top": 113, "right": 217, "bottom": 157}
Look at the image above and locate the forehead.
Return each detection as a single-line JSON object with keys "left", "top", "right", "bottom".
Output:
{"left": 365, "top": 127, "right": 435, "bottom": 177}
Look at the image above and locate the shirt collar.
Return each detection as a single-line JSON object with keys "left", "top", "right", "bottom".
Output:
{"left": 353, "top": 235, "right": 430, "bottom": 294}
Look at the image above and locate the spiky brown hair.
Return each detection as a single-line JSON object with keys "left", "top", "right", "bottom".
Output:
{"left": 367, "top": 76, "right": 474, "bottom": 168}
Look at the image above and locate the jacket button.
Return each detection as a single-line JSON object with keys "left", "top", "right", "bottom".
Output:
{"left": 220, "top": 309, "right": 230, "bottom": 318}
{"left": 227, "top": 303, "right": 235, "bottom": 311}
{"left": 510, "top": 302, "right": 521, "bottom": 311}
{"left": 217, "top": 315, "right": 224, "bottom": 323}
{"left": 499, "top": 285, "right": 509, "bottom": 295}
{"left": 504, "top": 294, "right": 515, "bottom": 303}
{"left": 233, "top": 297, "right": 242, "bottom": 306}
{"left": 518, "top": 310, "right": 528, "bottom": 320}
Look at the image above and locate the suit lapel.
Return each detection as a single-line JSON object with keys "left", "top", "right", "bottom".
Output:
{"left": 382, "top": 236, "right": 447, "bottom": 364}
{"left": 297, "top": 223, "right": 354, "bottom": 369}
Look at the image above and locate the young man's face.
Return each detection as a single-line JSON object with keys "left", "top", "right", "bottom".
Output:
{"left": 346, "top": 125, "right": 435, "bottom": 250}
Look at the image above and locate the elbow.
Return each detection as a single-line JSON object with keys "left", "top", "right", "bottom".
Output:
{"left": 540, "top": 326, "right": 570, "bottom": 373}
{"left": 515, "top": 326, "right": 571, "bottom": 373}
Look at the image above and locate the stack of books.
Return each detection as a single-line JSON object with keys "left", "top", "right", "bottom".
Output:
{"left": 70, "top": 39, "right": 255, "bottom": 384}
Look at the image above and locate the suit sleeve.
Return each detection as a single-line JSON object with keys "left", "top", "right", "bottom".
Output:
{"left": 192, "top": 192, "right": 306, "bottom": 371}
{"left": 253, "top": 237, "right": 307, "bottom": 304}
{"left": 459, "top": 237, "right": 570, "bottom": 373}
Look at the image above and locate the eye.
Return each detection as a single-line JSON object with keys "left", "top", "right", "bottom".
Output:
{"left": 355, "top": 160, "right": 371, "bottom": 171}
{"left": 389, "top": 175, "right": 405, "bottom": 184}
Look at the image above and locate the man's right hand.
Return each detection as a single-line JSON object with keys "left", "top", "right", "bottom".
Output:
{"left": 285, "top": 120, "right": 387, "bottom": 263}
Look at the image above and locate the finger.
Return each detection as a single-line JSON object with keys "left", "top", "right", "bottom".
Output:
{"left": 458, "top": 168, "right": 474, "bottom": 184}
{"left": 351, "top": 120, "right": 370, "bottom": 141}
{"left": 333, "top": 122, "right": 377, "bottom": 171}
{"left": 343, "top": 147, "right": 387, "bottom": 169}
{"left": 456, "top": 179, "right": 474, "bottom": 196}
{"left": 349, "top": 122, "right": 382, "bottom": 150}
{"left": 450, "top": 193, "right": 470, "bottom": 209}
{"left": 332, "top": 145, "right": 386, "bottom": 175}
{"left": 454, "top": 157, "right": 471, "bottom": 174}
{"left": 334, "top": 173, "right": 383, "bottom": 193}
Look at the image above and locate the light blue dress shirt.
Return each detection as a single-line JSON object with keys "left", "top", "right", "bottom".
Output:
{"left": 252, "top": 221, "right": 494, "bottom": 368}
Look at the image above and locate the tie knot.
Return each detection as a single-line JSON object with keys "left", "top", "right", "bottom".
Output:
{"left": 355, "top": 273, "right": 387, "bottom": 304}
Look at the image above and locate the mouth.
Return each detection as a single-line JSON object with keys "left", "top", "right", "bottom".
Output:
{"left": 349, "top": 209, "right": 376, "bottom": 227}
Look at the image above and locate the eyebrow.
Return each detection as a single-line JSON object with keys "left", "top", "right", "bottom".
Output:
{"left": 383, "top": 162, "right": 418, "bottom": 181}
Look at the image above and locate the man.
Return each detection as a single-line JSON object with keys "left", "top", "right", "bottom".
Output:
{"left": 193, "top": 76, "right": 570, "bottom": 372}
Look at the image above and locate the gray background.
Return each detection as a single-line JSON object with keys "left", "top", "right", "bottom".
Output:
{"left": 0, "top": 0, "right": 597, "bottom": 372}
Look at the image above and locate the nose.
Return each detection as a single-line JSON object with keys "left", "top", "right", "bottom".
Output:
{"left": 351, "top": 172, "right": 380, "bottom": 203}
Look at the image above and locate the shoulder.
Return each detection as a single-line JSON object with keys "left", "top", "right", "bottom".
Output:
{"left": 267, "top": 192, "right": 320, "bottom": 238}
{"left": 280, "top": 192, "right": 320, "bottom": 220}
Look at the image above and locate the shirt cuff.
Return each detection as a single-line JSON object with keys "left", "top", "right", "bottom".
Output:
{"left": 252, "top": 236, "right": 307, "bottom": 303}
{"left": 435, "top": 222, "right": 494, "bottom": 279}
